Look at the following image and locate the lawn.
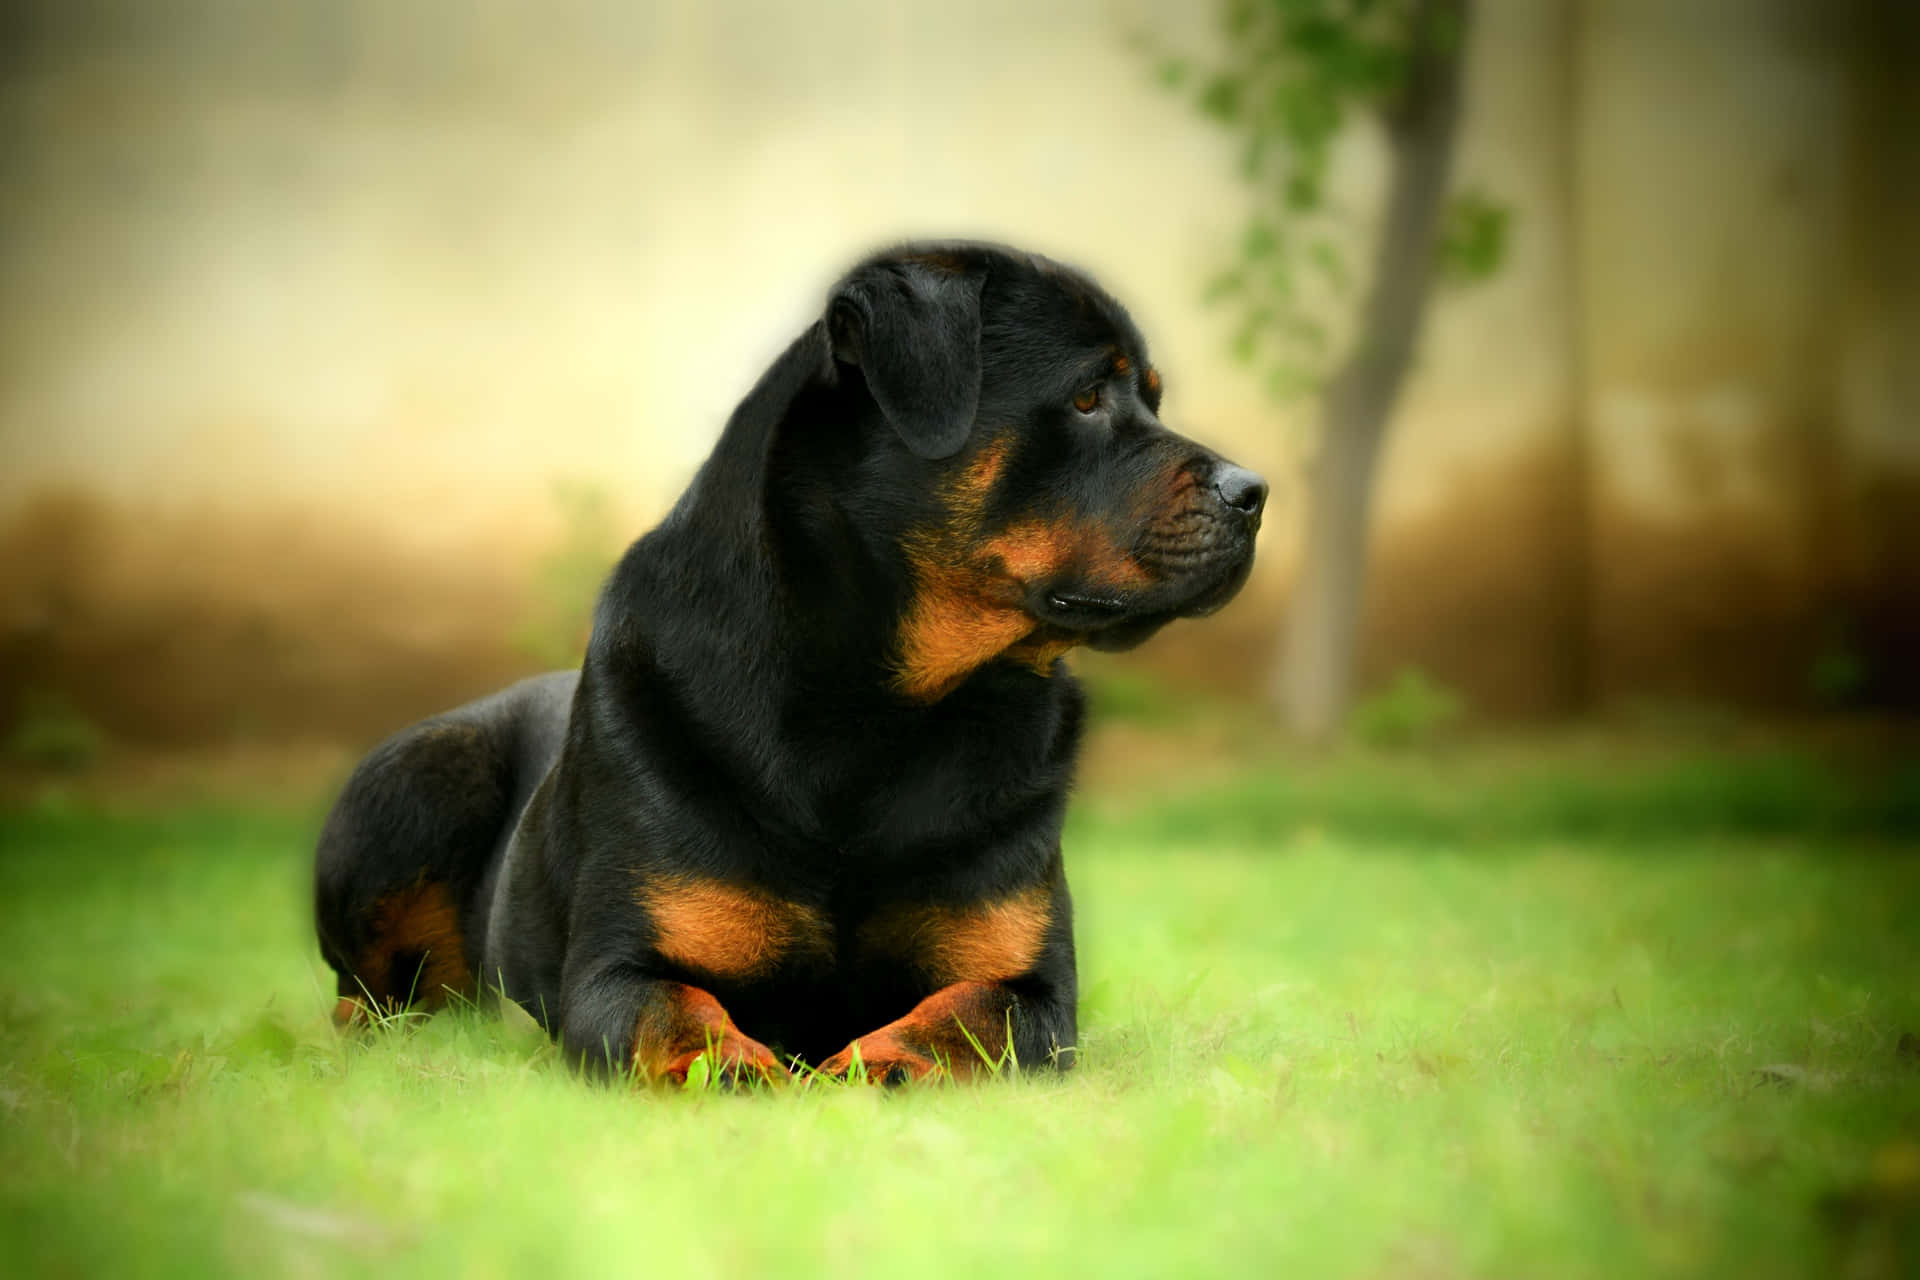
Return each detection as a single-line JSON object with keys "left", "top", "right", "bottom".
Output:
{"left": 2, "top": 736, "right": 1916, "bottom": 1277}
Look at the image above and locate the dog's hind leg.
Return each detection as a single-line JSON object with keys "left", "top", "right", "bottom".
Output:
{"left": 315, "top": 718, "right": 516, "bottom": 1024}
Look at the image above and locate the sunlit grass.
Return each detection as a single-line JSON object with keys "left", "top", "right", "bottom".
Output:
{"left": 1, "top": 745, "right": 1916, "bottom": 1277}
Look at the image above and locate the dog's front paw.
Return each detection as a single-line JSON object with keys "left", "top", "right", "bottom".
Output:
{"left": 819, "top": 1031, "right": 944, "bottom": 1086}
{"left": 656, "top": 1032, "right": 788, "bottom": 1089}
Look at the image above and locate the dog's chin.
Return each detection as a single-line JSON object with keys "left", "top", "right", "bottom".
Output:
{"left": 1080, "top": 613, "right": 1177, "bottom": 653}
{"left": 1033, "top": 554, "right": 1255, "bottom": 654}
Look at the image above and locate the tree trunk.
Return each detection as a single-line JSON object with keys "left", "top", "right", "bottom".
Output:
{"left": 1549, "top": 0, "right": 1594, "bottom": 717}
{"left": 1273, "top": 0, "right": 1472, "bottom": 741}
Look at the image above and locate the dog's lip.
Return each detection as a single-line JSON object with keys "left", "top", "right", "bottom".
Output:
{"left": 1043, "top": 590, "right": 1129, "bottom": 619}
{"left": 1032, "top": 554, "right": 1252, "bottom": 632}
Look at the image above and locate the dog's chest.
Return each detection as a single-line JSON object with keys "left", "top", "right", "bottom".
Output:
{"left": 636, "top": 875, "right": 1052, "bottom": 991}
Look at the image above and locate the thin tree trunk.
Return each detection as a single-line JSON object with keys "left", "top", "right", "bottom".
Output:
{"left": 1554, "top": 0, "right": 1595, "bottom": 716}
{"left": 1273, "top": 0, "right": 1471, "bottom": 741}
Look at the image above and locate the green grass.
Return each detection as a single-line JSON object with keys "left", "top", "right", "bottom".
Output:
{"left": 2, "top": 744, "right": 1918, "bottom": 1277}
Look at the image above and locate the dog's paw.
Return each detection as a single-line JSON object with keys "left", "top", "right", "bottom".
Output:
{"left": 657, "top": 1033, "right": 788, "bottom": 1089}
{"left": 818, "top": 1033, "right": 944, "bottom": 1086}
{"left": 331, "top": 995, "right": 370, "bottom": 1030}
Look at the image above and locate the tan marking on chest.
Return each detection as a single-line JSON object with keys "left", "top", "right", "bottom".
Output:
{"left": 859, "top": 885, "right": 1053, "bottom": 986}
{"left": 1004, "top": 631, "right": 1078, "bottom": 675}
{"left": 638, "top": 876, "right": 832, "bottom": 981}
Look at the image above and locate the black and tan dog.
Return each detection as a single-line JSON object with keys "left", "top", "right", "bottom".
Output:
{"left": 313, "top": 242, "right": 1266, "bottom": 1084}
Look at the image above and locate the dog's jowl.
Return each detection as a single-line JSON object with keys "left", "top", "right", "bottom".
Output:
{"left": 313, "top": 242, "right": 1266, "bottom": 1084}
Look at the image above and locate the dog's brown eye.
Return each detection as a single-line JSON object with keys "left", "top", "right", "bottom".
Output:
{"left": 1072, "top": 386, "right": 1101, "bottom": 414}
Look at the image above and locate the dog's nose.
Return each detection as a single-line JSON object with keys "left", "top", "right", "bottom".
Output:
{"left": 1213, "top": 466, "right": 1268, "bottom": 520}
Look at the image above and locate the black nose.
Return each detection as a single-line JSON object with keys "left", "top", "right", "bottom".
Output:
{"left": 1213, "top": 465, "right": 1268, "bottom": 520}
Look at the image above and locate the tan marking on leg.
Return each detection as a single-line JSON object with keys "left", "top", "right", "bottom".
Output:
{"left": 820, "top": 981, "right": 1017, "bottom": 1084}
{"left": 356, "top": 878, "right": 474, "bottom": 1010}
{"left": 632, "top": 983, "right": 785, "bottom": 1086}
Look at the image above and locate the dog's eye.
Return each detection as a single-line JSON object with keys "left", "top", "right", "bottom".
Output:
{"left": 1071, "top": 385, "right": 1102, "bottom": 415}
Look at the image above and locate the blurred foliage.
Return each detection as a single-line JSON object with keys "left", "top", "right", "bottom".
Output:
{"left": 512, "top": 480, "right": 622, "bottom": 670}
{"left": 1144, "top": 0, "right": 1508, "bottom": 402}
{"left": 1079, "top": 663, "right": 1207, "bottom": 728}
{"left": 1811, "top": 623, "right": 1871, "bottom": 709}
{"left": 1435, "top": 185, "right": 1510, "bottom": 284}
{"left": 3, "top": 690, "right": 106, "bottom": 772}
{"left": 1349, "top": 665, "right": 1465, "bottom": 748}
{"left": 1611, "top": 696, "right": 1758, "bottom": 746}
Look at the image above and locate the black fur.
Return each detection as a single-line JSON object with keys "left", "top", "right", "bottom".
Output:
{"left": 313, "top": 241, "right": 1265, "bottom": 1082}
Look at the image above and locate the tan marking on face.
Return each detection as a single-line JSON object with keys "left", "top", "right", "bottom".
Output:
{"left": 1132, "top": 461, "right": 1217, "bottom": 556}
{"left": 982, "top": 518, "right": 1077, "bottom": 582}
{"left": 984, "top": 518, "right": 1150, "bottom": 590}
{"left": 638, "top": 876, "right": 832, "bottom": 981}
{"left": 1112, "top": 354, "right": 1130, "bottom": 375}
{"left": 948, "top": 436, "right": 1013, "bottom": 517}
{"left": 1143, "top": 367, "right": 1161, "bottom": 396}
{"left": 859, "top": 885, "right": 1053, "bottom": 986}
{"left": 893, "top": 510, "right": 1147, "bottom": 701}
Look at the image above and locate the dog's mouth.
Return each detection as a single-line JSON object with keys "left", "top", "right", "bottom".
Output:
{"left": 1029, "top": 547, "right": 1255, "bottom": 653}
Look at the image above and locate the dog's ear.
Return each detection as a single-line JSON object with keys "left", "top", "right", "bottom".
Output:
{"left": 827, "top": 258, "right": 984, "bottom": 460}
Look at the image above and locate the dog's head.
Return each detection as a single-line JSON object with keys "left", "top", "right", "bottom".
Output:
{"left": 813, "top": 242, "right": 1265, "bottom": 702}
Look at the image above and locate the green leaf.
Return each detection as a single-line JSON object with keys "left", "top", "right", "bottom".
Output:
{"left": 1265, "top": 263, "right": 1297, "bottom": 301}
{"left": 1229, "top": 322, "right": 1260, "bottom": 366}
{"left": 1239, "top": 129, "right": 1271, "bottom": 180}
{"left": 1307, "top": 239, "right": 1349, "bottom": 292}
{"left": 1199, "top": 74, "right": 1246, "bottom": 122}
{"left": 1279, "top": 313, "right": 1329, "bottom": 351}
{"left": 1240, "top": 220, "right": 1280, "bottom": 261}
{"left": 1278, "top": 83, "right": 1341, "bottom": 148}
{"left": 1203, "top": 267, "right": 1249, "bottom": 304}
{"left": 1437, "top": 189, "right": 1511, "bottom": 286}
{"left": 1284, "top": 170, "right": 1321, "bottom": 211}
{"left": 1264, "top": 362, "right": 1319, "bottom": 402}
{"left": 1283, "top": 14, "right": 1347, "bottom": 62}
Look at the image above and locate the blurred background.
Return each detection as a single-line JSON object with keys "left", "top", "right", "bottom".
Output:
{"left": 2, "top": 0, "right": 1915, "bottom": 772}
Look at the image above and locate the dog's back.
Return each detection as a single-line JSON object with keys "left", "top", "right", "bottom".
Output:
{"left": 313, "top": 670, "right": 577, "bottom": 1023}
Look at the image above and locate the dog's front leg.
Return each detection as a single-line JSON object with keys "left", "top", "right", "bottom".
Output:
{"left": 820, "top": 978, "right": 1075, "bottom": 1084}
{"left": 561, "top": 967, "right": 785, "bottom": 1086}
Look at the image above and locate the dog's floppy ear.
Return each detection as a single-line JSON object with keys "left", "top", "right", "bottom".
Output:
{"left": 827, "top": 258, "right": 984, "bottom": 460}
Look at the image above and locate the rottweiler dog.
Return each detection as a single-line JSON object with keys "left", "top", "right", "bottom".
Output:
{"left": 313, "top": 241, "right": 1266, "bottom": 1084}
